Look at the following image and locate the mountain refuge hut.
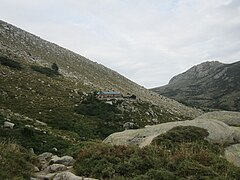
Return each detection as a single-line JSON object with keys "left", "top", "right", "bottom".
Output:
{"left": 96, "top": 91, "right": 123, "bottom": 100}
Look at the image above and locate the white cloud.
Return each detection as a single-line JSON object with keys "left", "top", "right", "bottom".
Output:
{"left": 0, "top": 0, "right": 239, "bottom": 88}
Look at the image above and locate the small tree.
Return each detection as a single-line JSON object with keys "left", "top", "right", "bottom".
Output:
{"left": 51, "top": 63, "right": 59, "bottom": 74}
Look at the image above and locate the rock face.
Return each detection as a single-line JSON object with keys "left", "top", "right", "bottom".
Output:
{"left": 225, "top": 144, "right": 240, "bottom": 167}
{"left": 195, "top": 111, "right": 240, "bottom": 126}
{"left": 151, "top": 61, "right": 240, "bottom": 112}
{"left": 104, "top": 119, "right": 238, "bottom": 147}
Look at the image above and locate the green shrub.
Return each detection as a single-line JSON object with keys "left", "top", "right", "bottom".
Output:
{"left": 0, "top": 56, "right": 22, "bottom": 70}
{"left": 31, "top": 65, "right": 60, "bottom": 77}
{"left": 73, "top": 138, "right": 240, "bottom": 179}
{"left": 74, "top": 144, "right": 167, "bottom": 179}
{"left": 74, "top": 94, "right": 121, "bottom": 118}
{"left": 0, "top": 142, "right": 36, "bottom": 179}
{"left": 74, "top": 94, "right": 124, "bottom": 138}
{"left": 51, "top": 62, "right": 59, "bottom": 73}
{"left": 152, "top": 126, "right": 209, "bottom": 149}
{"left": 146, "top": 169, "right": 175, "bottom": 180}
{"left": 176, "top": 159, "right": 218, "bottom": 178}
{"left": 0, "top": 127, "right": 71, "bottom": 155}
{"left": 0, "top": 114, "right": 5, "bottom": 124}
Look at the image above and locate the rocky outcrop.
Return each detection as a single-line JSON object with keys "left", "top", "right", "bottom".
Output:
{"left": 224, "top": 144, "right": 240, "bottom": 167}
{"left": 195, "top": 111, "right": 240, "bottom": 126}
{"left": 33, "top": 152, "right": 96, "bottom": 180}
{"left": 104, "top": 119, "right": 238, "bottom": 147}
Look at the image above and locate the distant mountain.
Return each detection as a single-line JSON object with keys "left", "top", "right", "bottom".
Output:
{"left": 151, "top": 61, "right": 240, "bottom": 111}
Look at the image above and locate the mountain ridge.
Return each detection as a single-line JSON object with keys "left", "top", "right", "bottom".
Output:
{"left": 152, "top": 60, "right": 240, "bottom": 111}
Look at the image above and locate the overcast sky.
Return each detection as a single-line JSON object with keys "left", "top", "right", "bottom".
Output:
{"left": 1, "top": 0, "right": 240, "bottom": 88}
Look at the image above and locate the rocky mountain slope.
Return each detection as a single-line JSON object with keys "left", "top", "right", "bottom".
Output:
{"left": 0, "top": 20, "right": 202, "bottom": 149}
{"left": 0, "top": 20, "right": 201, "bottom": 118}
{"left": 151, "top": 61, "right": 240, "bottom": 111}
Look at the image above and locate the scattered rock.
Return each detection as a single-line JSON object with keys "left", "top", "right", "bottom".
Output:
{"left": 35, "top": 173, "right": 56, "bottom": 180}
{"left": 29, "top": 148, "right": 34, "bottom": 154}
{"left": 35, "top": 120, "right": 47, "bottom": 126}
{"left": 34, "top": 166, "right": 40, "bottom": 172}
{"left": 123, "top": 122, "right": 138, "bottom": 130}
{"left": 53, "top": 172, "right": 82, "bottom": 180}
{"left": 52, "top": 147, "right": 58, "bottom": 152}
{"left": 3, "top": 121, "right": 14, "bottom": 129}
{"left": 47, "top": 164, "right": 67, "bottom": 173}
{"left": 38, "top": 152, "right": 53, "bottom": 161}
{"left": 50, "top": 155, "right": 75, "bottom": 166}
{"left": 224, "top": 144, "right": 240, "bottom": 167}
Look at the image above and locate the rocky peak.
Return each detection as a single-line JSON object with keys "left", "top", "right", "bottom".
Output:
{"left": 169, "top": 61, "right": 223, "bottom": 85}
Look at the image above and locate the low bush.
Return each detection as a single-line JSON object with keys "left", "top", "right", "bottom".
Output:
{"left": 0, "top": 114, "right": 5, "bottom": 124}
{"left": 31, "top": 65, "right": 60, "bottom": 77}
{"left": 73, "top": 137, "right": 240, "bottom": 179}
{"left": 0, "top": 141, "right": 36, "bottom": 179}
{"left": 74, "top": 94, "right": 124, "bottom": 138}
{"left": 0, "top": 127, "right": 71, "bottom": 155}
{"left": 74, "top": 94, "right": 121, "bottom": 119}
{"left": 0, "top": 56, "right": 22, "bottom": 70}
{"left": 152, "top": 126, "right": 209, "bottom": 149}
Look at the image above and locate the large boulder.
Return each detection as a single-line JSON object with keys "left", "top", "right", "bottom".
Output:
{"left": 53, "top": 172, "right": 82, "bottom": 180}
{"left": 38, "top": 152, "right": 53, "bottom": 161}
{"left": 195, "top": 111, "right": 240, "bottom": 126}
{"left": 46, "top": 164, "right": 67, "bottom": 173}
{"left": 104, "top": 119, "right": 238, "bottom": 147}
{"left": 50, "top": 155, "right": 75, "bottom": 166}
{"left": 224, "top": 144, "right": 240, "bottom": 167}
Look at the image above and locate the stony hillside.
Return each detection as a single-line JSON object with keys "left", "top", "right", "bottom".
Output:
{"left": 0, "top": 20, "right": 203, "bottom": 150}
{"left": 0, "top": 20, "right": 201, "bottom": 119}
{"left": 151, "top": 61, "right": 240, "bottom": 111}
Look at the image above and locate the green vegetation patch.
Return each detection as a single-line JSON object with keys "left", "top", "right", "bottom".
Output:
{"left": 73, "top": 142, "right": 240, "bottom": 180}
{"left": 74, "top": 94, "right": 121, "bottom": 119}
{"left": 0, "top": 142, "right": 36, "bottom": 179}
{"left": 0, "top": 126, "right": 72, "bottom": 155}
{"left": 31, "top": 65, "right": 60, "bottom": 77}
{"left": 73, "top": 127, "right": 240, "bottom": 179}
{"left": 74, "top": 94, "right": 124, "bottom": 138}
{"left": 0, "top": 56, "right": 23, "bottom": 70}
{"left": 152, "top": 126, "right": 209, "bottom": 148}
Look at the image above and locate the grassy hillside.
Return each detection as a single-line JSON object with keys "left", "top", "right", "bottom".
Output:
{"left": 0, "top": 20, "right": 202, "bottom": 153}
{"left": 0, "top": 20, "right": 201, "bottom": 119}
